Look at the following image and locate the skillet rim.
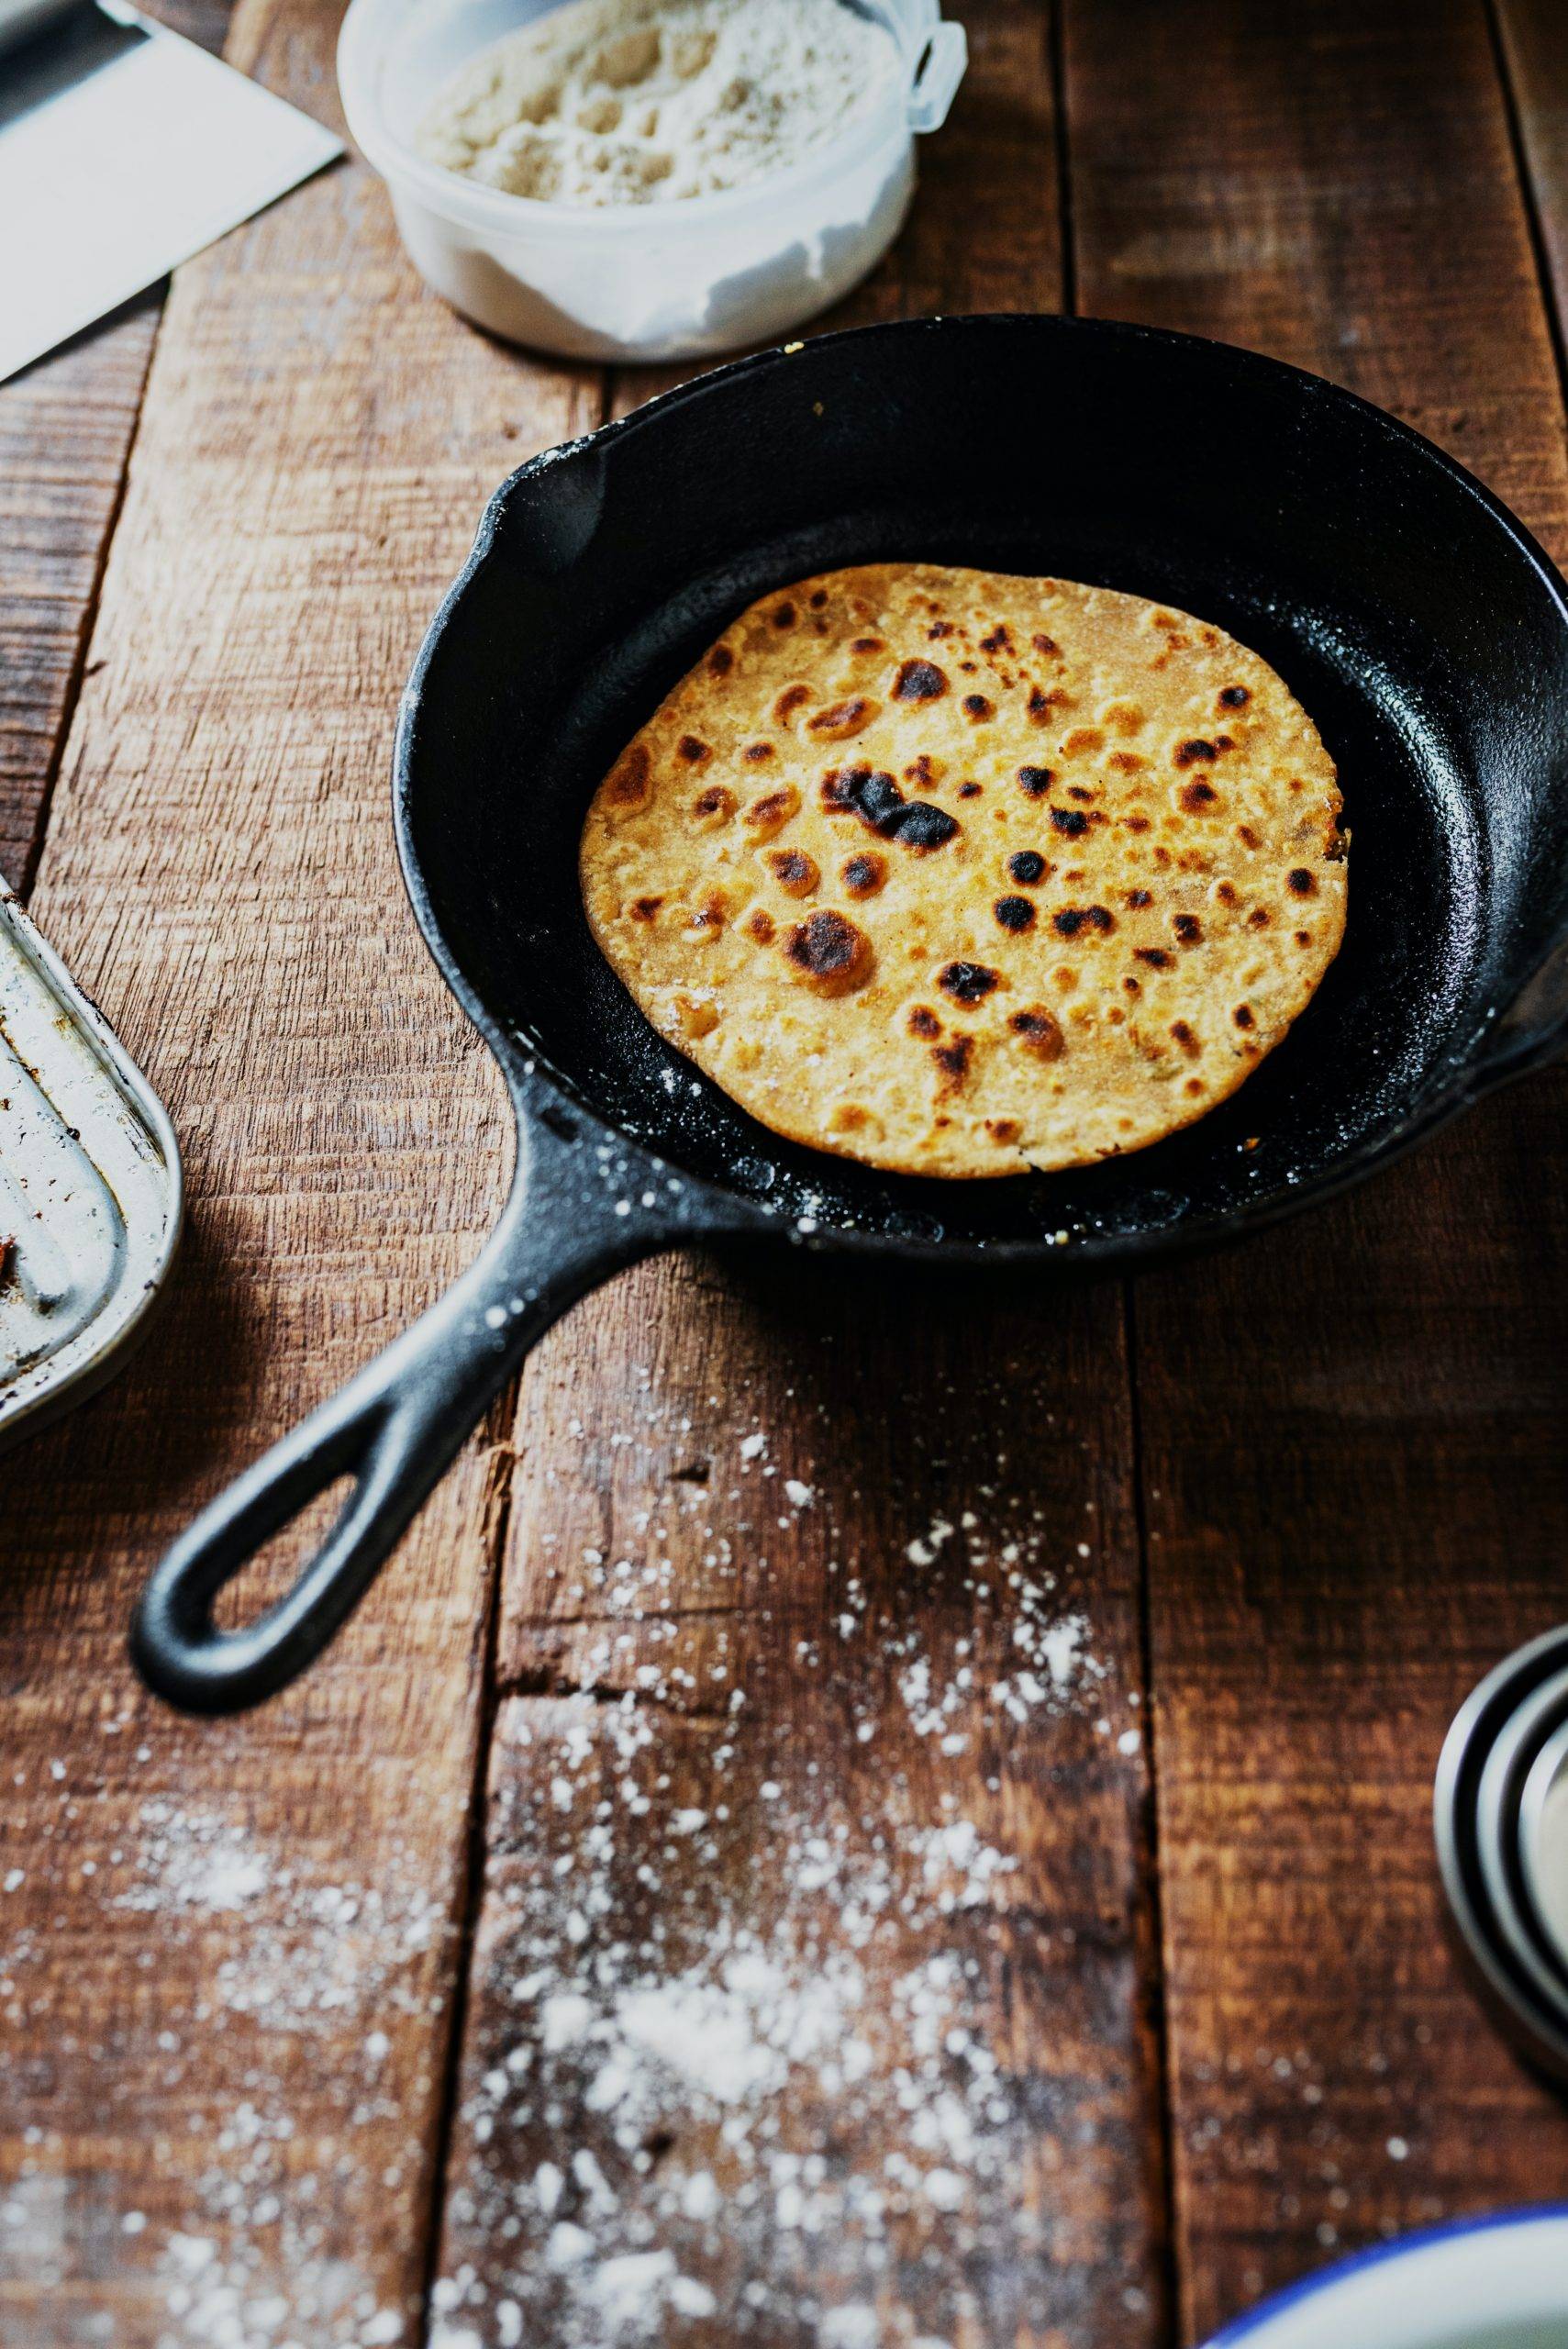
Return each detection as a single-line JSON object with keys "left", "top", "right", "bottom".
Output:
{"left": 393, "top": 310, "right": 1568, "bottom": 1275}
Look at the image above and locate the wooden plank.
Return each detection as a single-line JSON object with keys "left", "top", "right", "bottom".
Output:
{"left": 1065, "top": 0, "right": 1568, "bottom": 2336}
{"left": 431, "top": 11, "right": 1176, "bottom": 2346}
{"left": 0, "top": 2, "right": 603, "bottom": 2343}
{"left": 1496, "top": 0, "right": 1568, "bottom": 334}
{"left": 0, "top": 1, "right": 233, "bottom": 892}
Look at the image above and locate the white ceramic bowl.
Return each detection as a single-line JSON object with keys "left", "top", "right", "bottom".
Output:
{"left": 337, "top": 0, "right": 967, "bottom": 362}
{"left": 1206, "top": 2210, "right": 1568, "bottom": 2349}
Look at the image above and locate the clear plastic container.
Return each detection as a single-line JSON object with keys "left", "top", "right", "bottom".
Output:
{"left": 337, "top": 0, "right": 966, "bottom": 363}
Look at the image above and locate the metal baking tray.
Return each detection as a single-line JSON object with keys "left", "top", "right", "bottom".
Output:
{"left": 0, "top": 882, "right": 182, "bottom": 1451}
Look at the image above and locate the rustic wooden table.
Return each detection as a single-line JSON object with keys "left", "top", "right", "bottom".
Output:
{"left": 5, "top": 2, "right": 1568, "bottom": 2343}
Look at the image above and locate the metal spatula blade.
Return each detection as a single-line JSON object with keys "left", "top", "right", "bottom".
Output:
{"left": 0, "top": 0, "right": 341, "bottom": 384}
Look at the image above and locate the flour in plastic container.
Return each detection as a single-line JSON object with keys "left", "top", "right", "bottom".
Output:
{"left": 417, "top": 0, "right": 900, "bottom": 207}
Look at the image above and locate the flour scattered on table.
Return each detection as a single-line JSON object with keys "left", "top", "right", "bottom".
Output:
{"left": 428, "top": 1393, "right": 1135, "bottom": 2349}
{"left": 433, "top": 1731, "right": 1040, "bottom": 2348}
{"left": 0, "top": 1785, "right": 450, "bottom": 2349}
{"left": 0, "top": 1353, "right": 1149, "bottom": 2349}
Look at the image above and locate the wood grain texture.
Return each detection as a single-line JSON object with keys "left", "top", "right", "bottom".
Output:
{"left": 1064, "top": 0, "right": 1568, "bottom": 2334}
{"left": 432, "top": 11, "right": 1173, "bottom": 2345}
{"left": 1496, "top": 0, "right": 1568, "bottom": 334}
{"left": 0, "top": 0, "right": 233, "bottom": 892}
{"left": 0, "top": 1, "right": 601, "bottom": 2342}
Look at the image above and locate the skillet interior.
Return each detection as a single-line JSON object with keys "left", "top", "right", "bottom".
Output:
{"left": 398, "top": 316, "right": 1568, "bottom": 1255}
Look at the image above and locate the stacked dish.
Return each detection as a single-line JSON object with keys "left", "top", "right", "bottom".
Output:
{"left": 1436, "top": 1624, "right": 1568, "bottom": 2082}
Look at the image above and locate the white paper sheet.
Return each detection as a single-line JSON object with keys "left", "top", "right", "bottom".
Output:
{"left": 0, "top": 0, "right": 342, "bottom": 383}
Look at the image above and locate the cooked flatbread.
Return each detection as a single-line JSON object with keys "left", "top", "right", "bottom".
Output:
{"left": 580, "top": 563, "right": 1346, "bottom": 1178}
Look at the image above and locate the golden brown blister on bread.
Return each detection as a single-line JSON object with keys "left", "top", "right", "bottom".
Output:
{"left": 579, "top": 564, "right": 1347, "bottom": 1178}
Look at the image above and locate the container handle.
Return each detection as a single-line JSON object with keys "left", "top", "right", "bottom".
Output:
{"left": 906, "top": 22, "right": 967, "bottom": 136}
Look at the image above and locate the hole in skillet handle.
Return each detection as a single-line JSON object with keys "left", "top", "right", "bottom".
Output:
{"left": 208, "top": 1477, "right": 356, "bottom": 1631}
{"left": 128, "top": 1108, "right": 690, "bottom": 1714}
{"left": 131, "top": 1389, "right": 407, "bottom": 1714}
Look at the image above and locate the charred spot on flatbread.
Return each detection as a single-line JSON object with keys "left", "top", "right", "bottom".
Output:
{"left": 932, "top": 1034, "right": 974, "bottom": 1095}
{"left": 821, "top": 766, "right": 959, "bottom": 852}
{"left": 606, "top": 742, "right": 652, "bottom": 811}
{"left": 807, "top": 696, "right": 879, "bottom": 741}
{"left": 939, "top": 962, "right": 999, "bottom": 1004}
{"left": 893, "top": 659, "right": 949, "bottom": 703}
{"left": 841, "top": 852, "right": 887, "bottom": 899}
{"left": 741, "top": 785, "right": 801, "bottom": 841}
{"left": 767, "top": 850, "right": 819, "bottom": 897}
{"left": 1009, "top": 1007, "right": 1065, "bottom": 1060}
{"left": 692, "top": 784, "right": 736, "bottom": 829}
{"left": 784, "top": 909, "right": 873, "bottom": 996}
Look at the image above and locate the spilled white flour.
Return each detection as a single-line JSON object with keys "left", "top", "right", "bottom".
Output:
{"left": 0, "top": 1764, "right": 449, "bottom": 2348}
{"left": 0, "top": 1349, "right": 1162, "bottom": 2348}
{"left": 422, "top": 1373, "right": 1139, "bottom": 2349}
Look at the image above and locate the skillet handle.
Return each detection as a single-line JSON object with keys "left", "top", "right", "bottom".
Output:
{"left": 130, "top": 1124, "right": 664, "bottom": 1713}
{"left": 1473, "top": 933, "right": 1568, "bottom": 1090}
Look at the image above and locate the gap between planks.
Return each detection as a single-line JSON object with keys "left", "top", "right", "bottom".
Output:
{"left": 1491, "top": 0, "right": 1568, "bottom": 403}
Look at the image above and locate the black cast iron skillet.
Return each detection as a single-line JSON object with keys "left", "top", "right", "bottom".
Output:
{"left": 131, "top": 315, "right": 1568, "bottom": 1713}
